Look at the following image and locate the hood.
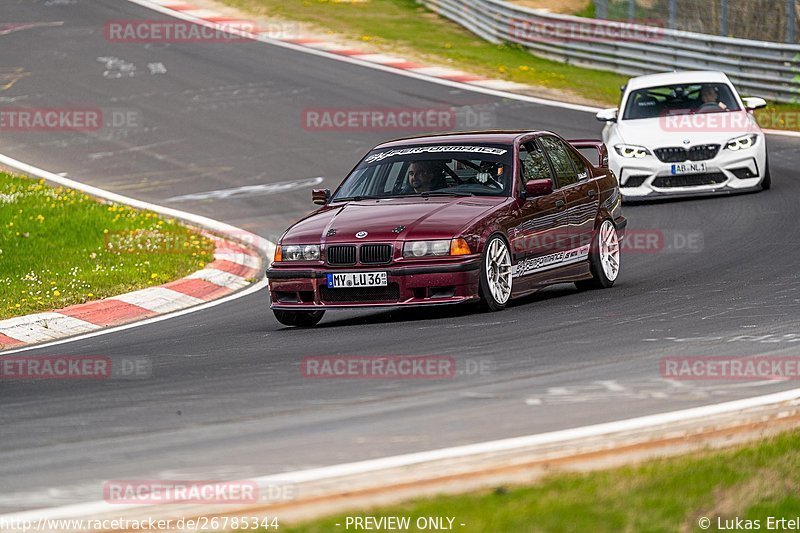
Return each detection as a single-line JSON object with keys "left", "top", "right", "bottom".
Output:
{"left": 282, "top": 197, "right": 503, "bottom": 244}
{"left": 616, "top": 112, "right": 760, "bottom": 148}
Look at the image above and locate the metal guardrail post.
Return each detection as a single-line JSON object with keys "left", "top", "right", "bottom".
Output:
{"left": 720, "top": 0, "right": 729, "bottom": 37}
{"left": 788, "top": 0, "right": 796, "bottom": 44}
{"left": 595, "top": 0, "right": 607, "bottom": 20}
{"left": 628, "top": 0, "right": 635, "bottom": 21}
{"left": 668, "top": 0, "right": 677, "bottom": 30}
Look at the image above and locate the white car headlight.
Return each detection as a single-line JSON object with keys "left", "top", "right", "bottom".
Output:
{"left": 614, "top": 144, "right": 651, "bottom": 159}
{"left": 281, "top": 244, "right": 320, "bottom": 261}
{"left": 725, "top": 134, "right": 758, "bottom": 151}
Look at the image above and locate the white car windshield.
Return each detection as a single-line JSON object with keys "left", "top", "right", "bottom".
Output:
{"left": 622, "top": 83, "right": 741, "bottom": 120}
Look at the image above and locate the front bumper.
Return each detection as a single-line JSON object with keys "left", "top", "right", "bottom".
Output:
{"left": 267, "top": 257, "right": 481, "bottom": 310}
{"left": 612, "top": 147, "right": 766, "bottom": 201}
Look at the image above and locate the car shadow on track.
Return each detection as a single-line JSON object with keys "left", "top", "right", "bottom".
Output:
{"left": 293, "top": 285, "right": 584, "bottom": 329}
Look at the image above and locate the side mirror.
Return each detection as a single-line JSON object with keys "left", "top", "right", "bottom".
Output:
{"left": 525, "top": 179, "right": 554, "bottom": 198}
{"left": 312, "top": 188, "right": 330, "bottom": 205}
{"left": 596, "top": 107, "right": 618, "bottom": 122}
{"left": 742, "top": 97, "right": 767, "bottom": 111}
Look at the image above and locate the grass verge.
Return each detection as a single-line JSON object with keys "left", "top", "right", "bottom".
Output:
{"left": 284, "top": 429, "right": 800, "bottom": 532}
{"left": 219, "top": 0, "right": 800, "bottom": 130}
{"left": 0, "top": 172, "right": 214, "bottom": 319}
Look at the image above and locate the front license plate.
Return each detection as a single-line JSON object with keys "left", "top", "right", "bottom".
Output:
{"left": 671, "top": 162, "right": 707, "bottom": 175}
{"left": 326, "top": 272, "right": 388, "bottom": 288}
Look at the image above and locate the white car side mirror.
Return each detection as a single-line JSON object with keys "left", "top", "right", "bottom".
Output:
{"left": 742, "top": 97, "right": 767, "bottom": 111}
{"left": 596, "top": 107, "right": 618, "bottom": 122}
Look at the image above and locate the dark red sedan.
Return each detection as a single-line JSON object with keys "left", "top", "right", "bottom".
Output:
{"left": 267, "top": 131, "right": 626, "bottom": 327}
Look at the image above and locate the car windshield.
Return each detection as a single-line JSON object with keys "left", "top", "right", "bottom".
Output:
{"left": 622, "top": 82, "right": 741, "bottom": 120}
{"left": 331, "top": 143, "right": 513, "bottom": 201}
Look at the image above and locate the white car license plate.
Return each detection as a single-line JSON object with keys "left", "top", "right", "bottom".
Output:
{"left": 671, "top": 162, "right": 707, "bottom": 175}
{"left": 326, "top": 272, "right": 388, "bottom": 288}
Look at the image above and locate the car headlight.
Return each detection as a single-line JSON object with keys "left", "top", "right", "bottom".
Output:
{"left": 278, "top": 244, "right": 320, "bottom": 261}
{"left": 403, "top": 238, "right": 471, "bottom": 258}
{"left": 725, "top": 134, "right": 758, "bottom": 151}
{"left": 614, "top": 144, "right": 651, "bottom": 158}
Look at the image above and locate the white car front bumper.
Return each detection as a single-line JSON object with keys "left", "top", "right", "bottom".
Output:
{"left": 611, "top": 141, "right": 767, "bottom": 200}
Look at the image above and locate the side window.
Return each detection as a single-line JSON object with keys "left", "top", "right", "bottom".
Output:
{"left": 540, "top": 136, "right": 578, "bottom": 188}
{"left": 567, "top": 149, "right": 589, "bottom": 181}
{"left": 518, "top": 141, "right": 552, "bottom": 184}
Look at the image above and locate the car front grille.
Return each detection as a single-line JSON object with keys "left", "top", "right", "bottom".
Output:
{"left": 652, "top": 173, "right": 727, "bottom": 188}
{"left": 359, "top": 244, "right": 393, "bottom": 264}
{"left": 654, "top": 144, "right": 720, "bottom": 162}
{"left": 320, "top": 283, "right": 400, "bottom": 303}
{"left": 327, "top": 245, "right": 356, "bottom": 265}
{"left": 326, "top": 243, "right": 393, "bottom": 265}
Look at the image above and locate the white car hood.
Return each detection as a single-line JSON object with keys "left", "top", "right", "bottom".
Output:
{"left": 615, "top": 112, "right": 761, "bottom": 148}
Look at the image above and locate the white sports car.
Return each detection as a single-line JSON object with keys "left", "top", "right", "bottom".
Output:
{"left": 597, "top": 70, "right": 769, "bottom": 201}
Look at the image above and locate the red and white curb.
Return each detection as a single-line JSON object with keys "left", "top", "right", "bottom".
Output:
{"left": 0, "top": 237, "right": 260, "bottom": 350}
{"left": 133, "top": 0, "right": 800, "bottom": 137}
{"left": 141, "top": 0, "right": 531, "bottom": 92}
{"left": 0, "top": 154, "right": 271, "bottom": 352}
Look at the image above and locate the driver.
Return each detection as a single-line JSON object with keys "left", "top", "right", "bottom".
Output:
{"left": 407, "top": 161, "right": 447, "bottom": 193}
{"left": 698, "top": 84, "right": 727, "bottom": 111}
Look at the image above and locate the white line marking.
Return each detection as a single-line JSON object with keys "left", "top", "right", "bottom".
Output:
{"left": 3, "top": 386, "right": 798, "bottom": 521}
{"left": 179, "top": 9, "right": 222, "bottom": 18}
{"left": 353, "top": 54, "right": 410, "bottom": 64}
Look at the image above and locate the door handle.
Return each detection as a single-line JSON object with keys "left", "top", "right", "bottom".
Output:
{"left": 555, "top": 199, "right": 566, "bottom": 209}
{"left": 587, "top": 189, "right": 597, "bottom": 198}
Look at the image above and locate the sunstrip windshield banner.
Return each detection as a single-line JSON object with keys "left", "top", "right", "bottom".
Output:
{"left": 364, "top": 145, "right": 508, "bottom": 164}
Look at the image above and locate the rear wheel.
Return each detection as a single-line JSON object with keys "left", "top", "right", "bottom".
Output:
{"left": 478, "top": 235, "right": 512, "bottom": 311}
{"left": 575, "top": 219, "right": 620, "bottom": 290}
{"left": 273, "top": 309, "right": 325, "bottom": 327}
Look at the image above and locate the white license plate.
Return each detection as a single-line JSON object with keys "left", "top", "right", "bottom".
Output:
{"left": 671, "top": 162, "right": 707, "bottom": 175}
{"left": 326, "top": 272, "right": 388, "bottom": 288}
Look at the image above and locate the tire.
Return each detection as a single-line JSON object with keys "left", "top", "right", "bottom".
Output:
{"left": 575, "top": 219, "right": 620, "bottom": 290}
{"left": 761, "top": 156, "right": 771, "bottom": 190}
{"left": 478, "top": 234, "right": 513, "bottom": 312}
{"left": 273, "top": 309, "right": 325, "bottom": 327}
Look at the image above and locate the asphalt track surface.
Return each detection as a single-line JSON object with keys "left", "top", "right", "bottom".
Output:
{"left": 2, "top": 0, "right": 800, "bottom": 513}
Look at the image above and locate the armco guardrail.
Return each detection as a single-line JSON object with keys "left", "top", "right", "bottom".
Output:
{"left": 421, "top": 0, "right": 800, "bottom": 103}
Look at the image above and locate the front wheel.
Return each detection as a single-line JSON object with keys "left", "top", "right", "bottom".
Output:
{"left": 575, "top": 219, "right": 620, "bottom": 290}
{"left": 273, "top": 309, "right": 325, "bottom": 327}
{"left": 478, "top": 235, "right": 513, "bottom": 311}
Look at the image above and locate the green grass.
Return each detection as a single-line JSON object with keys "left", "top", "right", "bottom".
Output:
{"left": 220, "top": 0, "right": 800, "bottom": 130}
{"left": 222, "top": 0, "right": 627, "bottom": 105}
{"left": 284, "top": 429, "right": 800, "bottom": 532}
{"left": 0, "top": 172, "right": 214, "bottom": 319}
